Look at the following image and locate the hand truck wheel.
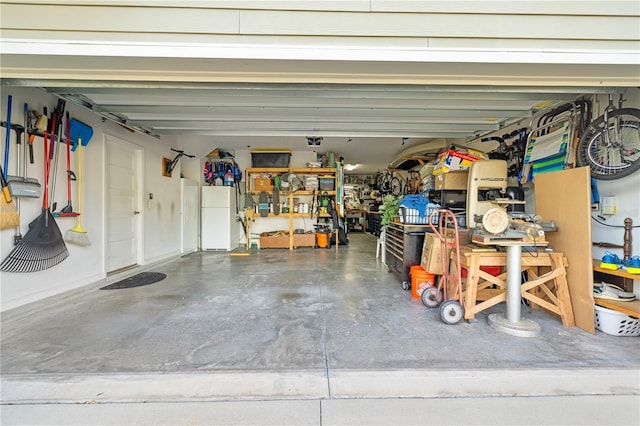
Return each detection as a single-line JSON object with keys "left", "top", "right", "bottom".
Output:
{"left": 439, "top": 300, "right": 464, "bottom": 325}
{"left": 402, "top": 281, "right": 410, "bottom": 291}
{"left": 421, "top": 286, "right": 443, "bottom": 308}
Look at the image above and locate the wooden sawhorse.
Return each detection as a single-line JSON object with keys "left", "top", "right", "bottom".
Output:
{"left": 458, "top": 249, "right": 575, "bottom": 327}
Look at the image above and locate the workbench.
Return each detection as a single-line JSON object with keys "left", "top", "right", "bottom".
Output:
{"left": 458, "top": 247, "right": 574, "bottom": 335}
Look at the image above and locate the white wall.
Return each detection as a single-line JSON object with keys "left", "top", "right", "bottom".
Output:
{"left": 589, "top": 90, "right": 640, "bottom": 295}
{"left": 0, "top": 87, "right": 184, "bottom": 311}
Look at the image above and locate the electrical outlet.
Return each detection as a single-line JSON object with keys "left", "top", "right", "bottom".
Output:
{"left": 601, "top": 196, "right": 616, "bottom": 215}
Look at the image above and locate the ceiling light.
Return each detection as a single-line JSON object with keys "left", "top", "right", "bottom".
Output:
{"left": 345, "top": 164, "right": 359, "bottom": 171}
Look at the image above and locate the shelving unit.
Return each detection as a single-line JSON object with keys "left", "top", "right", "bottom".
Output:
{"left": 592, "top": 259, "right": 640, "bottom": 317}
{"left": 245, "top": 167, "right": 340, "bottom": 251}
{"left": 345, "top": 210, "right": 365, "bottom": 232}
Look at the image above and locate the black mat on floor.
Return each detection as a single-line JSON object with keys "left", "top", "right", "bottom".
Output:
{"left": 100, "top": 272, "right": 167, "bottom": 290}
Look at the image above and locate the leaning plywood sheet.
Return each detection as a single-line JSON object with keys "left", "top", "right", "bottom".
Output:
{"left": 534, "top": 167, "right": 594, "bottom": 333}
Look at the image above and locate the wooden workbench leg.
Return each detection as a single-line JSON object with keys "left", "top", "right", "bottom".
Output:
{"left": 551, "top": 253, "right": 575, "bottom": 327}
{"left": 464, "top": 254, "right": 481, "bottom": 320}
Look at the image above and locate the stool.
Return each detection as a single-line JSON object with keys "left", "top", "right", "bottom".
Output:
{"left": 458, "top": 250, "right": 574, "bottom": 327}
{"left": 249, "top": 238, "right": 260, "bottom": 250}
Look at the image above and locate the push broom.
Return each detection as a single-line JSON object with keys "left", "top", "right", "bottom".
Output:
{"left": 0, "top": 164, "right": 20, "bottom": 231}
{"left": 0, "top": 95, "right": 20, "bottom": 231}
{"left": 65, "top": 119, "right": 93, "bottom": 246}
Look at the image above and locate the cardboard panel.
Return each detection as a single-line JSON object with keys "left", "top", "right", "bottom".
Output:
{"left": 434, "top": 171, "right": 469, "bottom": 190}
{"left": 534, "top": 167, "right": 594, "bottom": 333}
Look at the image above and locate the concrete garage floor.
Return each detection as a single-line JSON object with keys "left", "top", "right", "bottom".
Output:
{"left": 1, "top": 233, "right": 639, "bottom": 425}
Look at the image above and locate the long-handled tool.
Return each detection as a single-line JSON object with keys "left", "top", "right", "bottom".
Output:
{"left": 57, "top": 112, "right": 77, "bottom": 216}
{"left": 7, "top": 103, "right": 41, "bottom": 200}
{"left": 3, "top": 95, "right": 12, "bottom": 181}
{"left": 49, "top": 100, "right": 66, "bottom": 212}
{"left": 0, "top": 163, "right": 20, "bottom": 230}
{"left": 64, "top": 136, "right": 89, "bottom": 246}
{"left": 65, "top": 119, "right": 93, "bottom": 246}
{"left": 28, "top": 108, "right": 48, "bottom": 164}
{"left": 0, "top": 131, "right": 69, "bottom": 272}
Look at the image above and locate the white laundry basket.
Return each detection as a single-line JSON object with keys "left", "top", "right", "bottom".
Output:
{"left": 594, "top": 305, "right": 640, "bottom": 336}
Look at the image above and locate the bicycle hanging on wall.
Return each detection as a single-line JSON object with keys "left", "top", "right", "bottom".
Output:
{"left": 576, "top": 94, "right": 640, "bottom": 180}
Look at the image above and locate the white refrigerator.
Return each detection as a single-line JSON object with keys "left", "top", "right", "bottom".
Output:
{"left": 201, "top": 186, "right": 240, "bottom": 251}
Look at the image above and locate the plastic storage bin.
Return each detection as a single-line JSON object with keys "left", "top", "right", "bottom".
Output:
{"left": 594, "top": 305, "right": 640, "bottom": 336}
{"left": 319, "top": 178, "right": 335, "bottom": 191}
{"left": 251, "top": 150, "right": 291, "bottom": 168}
{"left": 399, "top": 205, "right": 439, "bottom": 224}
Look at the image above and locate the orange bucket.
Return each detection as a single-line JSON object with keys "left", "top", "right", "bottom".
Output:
{"left": 315, "top": 232, "right": 330, "bottom": 248}
{"left": 410, "top": 265, "right": 435, "bottom": 299}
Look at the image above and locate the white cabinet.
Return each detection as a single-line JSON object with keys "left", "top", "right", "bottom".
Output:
{"left": 201, "top": 186, "right": 240, "bottom": 250}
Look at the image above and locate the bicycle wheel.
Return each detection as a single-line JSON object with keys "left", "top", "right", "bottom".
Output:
{"left": 379, "top": 176, "right": 391, "bottom": 195}
{"left": 576, "top": 108, "right": 640, "bottom": 180}
{"left": 390, "top": 176, "right": 403, "bottom": 196}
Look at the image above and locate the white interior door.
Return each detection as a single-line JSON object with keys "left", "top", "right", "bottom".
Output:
{"left": 106, "top": 136, "right": 141, "bottom": 273}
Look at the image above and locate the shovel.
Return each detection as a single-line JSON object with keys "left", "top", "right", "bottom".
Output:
{"left": 69, "top": 118, "right": 93, "bottom": 151}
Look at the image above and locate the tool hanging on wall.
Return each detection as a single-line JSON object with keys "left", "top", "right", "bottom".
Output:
{"left": 48, "top": 100, "right": 66, "bottom": 212}
{"left": 55, "top": 112, "right": 77, "bottom": 216}
{"left": 0, "top": 130, "right": 69, "bottom": 272}
{"left": 27, "top": 108, "right": 48, "bottom": 164}
{"left": 6, "top": 104, "right": 41, "bottom": 200}
{"left": 65, "top": 119, "right": 93, "bottom": 246}
{"left": 3, "top": 95, "right": 12, "bottom": 181}
{"left": 0, "top": 163, "right": 20, "bottom": 231}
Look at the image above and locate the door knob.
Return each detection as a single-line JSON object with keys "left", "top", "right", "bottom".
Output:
{"left": 133, "top": 210, "right": 140, "bottom": 215}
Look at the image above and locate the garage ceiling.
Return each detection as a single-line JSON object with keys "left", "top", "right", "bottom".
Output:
{"left": 2, "top": 78, "right": 619, "bottom": 173}
{"left": 35, "top": 82, "right": 590, "bottom": 139}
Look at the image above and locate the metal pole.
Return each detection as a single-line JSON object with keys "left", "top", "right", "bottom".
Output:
{"left": 506, "top": 245, "right": 522, "bottom": 322}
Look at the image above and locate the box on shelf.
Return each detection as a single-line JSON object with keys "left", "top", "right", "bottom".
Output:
{"left": 259, "top": 233, "right": 315, "bottom": 249}
{"left": 251, "top": 150, "right": 291, "bottom": 168}
{"left": 303, "top": 175, "right": 319, "bottom": 190}
{"left": 434, "top": 171, "right": 469, "bottom": 190}
{"left": 433, "top": 149, "right": 485, "bottom": 175}
{"left": 294, "top": 233, "right": 315, "bottom": 247}
{"left": 319, "top": 177, "right": 335, "bottom": 191}
{"left": 421, "top": 232, "right": 455, "bottom": 275}
{"left": 253, "top": 176, "right": 273, "bottom": 192}
{"left": 260, "top": 234, "right": 289, "bottom": 249}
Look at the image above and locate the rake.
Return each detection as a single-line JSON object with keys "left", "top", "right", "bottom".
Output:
{"left": 0, "top": 132, "right": 68, "bottom": 272}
